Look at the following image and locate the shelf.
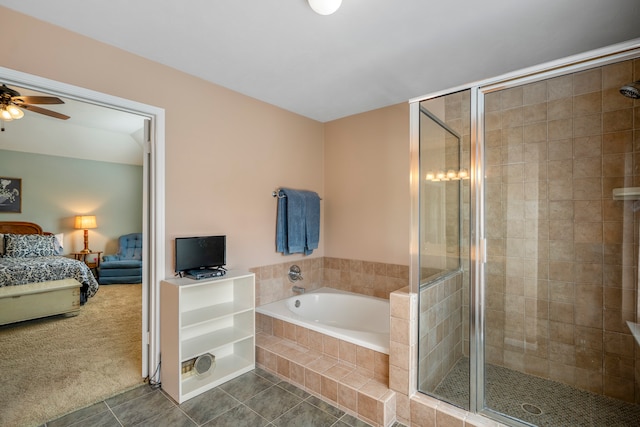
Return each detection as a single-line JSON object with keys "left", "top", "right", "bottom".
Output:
{"left": 181, "top": 353, "right": 254, "bottom": 398}
{"left": 181, "top": 301, "right": 253, "bottom": 329}
{"left": 613, "top": 187, "right": 640, "bottom": 200}
{"left": 181, "top": 325, "right": 253, "bottom": 362}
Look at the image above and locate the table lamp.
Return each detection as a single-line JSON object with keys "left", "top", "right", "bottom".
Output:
{"left": 74, "top": 215, "right": 97, "bottom": 253}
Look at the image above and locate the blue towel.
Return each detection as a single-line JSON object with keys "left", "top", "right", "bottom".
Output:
{"left": 276, "top": 192, "right": 289, "bottom": 254}
{"left": 284, "top": 188, "right": 306, "bottom": 253}
{"left": 276, "top": 188, "right": 320, "bottom": 255}
{"left": 303, "top": 191, "right": 320, "bottom": 254}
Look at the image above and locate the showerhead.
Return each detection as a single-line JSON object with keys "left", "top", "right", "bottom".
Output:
{"left": 620, "top": 81, "right": 640, "bottom": 99}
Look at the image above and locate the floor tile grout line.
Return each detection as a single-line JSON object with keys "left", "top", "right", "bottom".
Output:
{"left": 46, "top": 369, "right": 376, "bottom": 427}
{"left": 179, "top": 406, "right": 200, "bottom": 427}
{"left": 108, "top": 405, "right": 124, "bottom": 427}
{"left": 195, "top": 389, "right": 246, "bottom": 426}
{"left": 272, "top": 398, "right": 340, "bottom": 426}
{"left": 110, "top": 391, "right": 172, "bottom": 427}
{"left": 242, "top": 404, "right": 272, "bottom": 427}
{"left": 49, "top": 400, "right": 113, "bottom": 427}
{"left": 305, "top": 394, "right": 345, "bottom": 419}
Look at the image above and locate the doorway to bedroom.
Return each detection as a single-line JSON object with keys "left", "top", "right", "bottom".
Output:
{"left": 0, "top": 66, "right": 165, "bottom": 426}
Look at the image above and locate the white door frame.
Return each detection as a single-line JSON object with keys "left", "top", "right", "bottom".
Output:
{"left": 0, "top": 66, "right": 165, "bottom": 379}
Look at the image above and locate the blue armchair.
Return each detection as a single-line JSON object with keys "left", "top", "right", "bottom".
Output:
{"left": 98, "top": 233, "right": 143, "bottom": 284}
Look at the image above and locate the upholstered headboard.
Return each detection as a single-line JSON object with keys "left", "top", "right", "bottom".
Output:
{"left": 0, "top": 221, "right": 48, "bottom": 235}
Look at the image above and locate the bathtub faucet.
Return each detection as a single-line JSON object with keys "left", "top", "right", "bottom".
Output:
{"left": 292, "top": 285, "right": 306, "bottom": 294}
{"left": 288, "top": 265, "right": 304, "bottom": 282}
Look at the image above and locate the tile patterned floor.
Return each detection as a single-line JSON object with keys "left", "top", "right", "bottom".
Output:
{"left": 44, "top": 368, "right": 407, "bottom": 427}
{"left": 433, "top": 357, "right": 640, "bottom": 427}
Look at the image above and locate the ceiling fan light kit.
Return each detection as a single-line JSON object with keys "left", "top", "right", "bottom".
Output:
{"left": 308, "top": 0, "right": 342, "bottom": 15}
{"left": 0, "top": 103, "right": 25, "bottom": 121}
{"left": 5, "top": 104, "right": 24, "bottom": 119}
{"left": 0, "top": 84, "right": 70, "bottom": 126}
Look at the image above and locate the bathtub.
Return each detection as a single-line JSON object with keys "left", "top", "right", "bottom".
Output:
{"left": 256, "top": 287, "right": 390, "bottom": 353}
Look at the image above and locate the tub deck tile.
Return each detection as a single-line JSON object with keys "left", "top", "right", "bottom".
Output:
{"left": 341, "top": 370, "right": 373, "bottom": 390}
{"left": 257, "top": 315, "right": 396, "bottom": 427}
{"left": 325, "top": 363, "right": 356, "bottom": 381}
{"left": 297, "top": 350, "right": 324, "bottom": 366}
{"left": 360, "top": 379, "right": 391, "bottom": 400}
{"left": 256, "top": 332, "right": 281, "bottom": 349}
{"left": 307, "top": 355, "right": 339, "bottom": 373}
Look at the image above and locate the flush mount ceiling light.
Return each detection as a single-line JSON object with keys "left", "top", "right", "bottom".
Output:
{"left": 308, "top": 0, "right": 342, "bottom": 15}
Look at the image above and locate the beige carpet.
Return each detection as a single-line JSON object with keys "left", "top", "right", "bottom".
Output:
{"left": 0, "top": 284, "right": 143, "bottom": 427}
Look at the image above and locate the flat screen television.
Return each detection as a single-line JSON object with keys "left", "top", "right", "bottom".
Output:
{"left": 175, "top": 235, "right": 226, "bottom": 273}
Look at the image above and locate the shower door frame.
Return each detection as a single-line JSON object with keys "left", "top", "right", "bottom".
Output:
{"left": 410, "top": 38, "right": 640, "bottom": 426}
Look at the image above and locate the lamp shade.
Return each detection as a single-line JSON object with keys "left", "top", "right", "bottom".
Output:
{"left": 308, "top": 0, "right": 342, "bottom": 15}
{"left": 74, "top": 215, "right": 97, "bottom": 229}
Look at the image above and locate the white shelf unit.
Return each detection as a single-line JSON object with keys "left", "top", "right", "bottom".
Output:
{"left": 160, "top": 271, "right": 255, "bottom": 403}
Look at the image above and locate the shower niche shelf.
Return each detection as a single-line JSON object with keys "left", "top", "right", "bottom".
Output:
{"left": 612, "top": 187, "right": 640, "bottom": 200}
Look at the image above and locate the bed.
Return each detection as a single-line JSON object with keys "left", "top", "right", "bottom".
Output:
{"left": 0, "top": 221, "right": 99, "bottom": 325}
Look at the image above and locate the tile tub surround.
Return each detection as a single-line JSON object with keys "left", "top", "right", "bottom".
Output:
{"left": 323, "top": 257, "right": 410, "bottom": 300}
{"left": 251, "top": 258, "right": 324, "bottom": 307}
{"left": 256, "top": 313, "right": 395, "bottom": 426}
{"left": 251, "top": 257, "right": 410, "bottom": 306}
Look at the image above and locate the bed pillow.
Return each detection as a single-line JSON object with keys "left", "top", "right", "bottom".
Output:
{"left": 3, "top": 234, "right": 58, "bottom": 258}
{"left": 54, "top": 233, "right": 64, "bottom": 255}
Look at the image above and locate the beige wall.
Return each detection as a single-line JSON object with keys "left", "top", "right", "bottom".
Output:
{"left": 1, "top": 7, "right": 412, "bottom": 288}
{"left": 0, "top": 7, "right": 327, "bottom": 275}
{"left": 324, "top": 104, "right": 410, "bottom": 266}
{"left": 0, "top": 150, "right": 142, "bottom": 257}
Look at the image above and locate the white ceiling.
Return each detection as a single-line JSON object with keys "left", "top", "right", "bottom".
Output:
{"left": 0, "top": 86, "right": 146, "bottom": 165}
{"left": 1, "top": 0, "right": 640, "bottom": 123}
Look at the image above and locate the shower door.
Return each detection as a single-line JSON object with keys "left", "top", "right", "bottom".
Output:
{"left": 479, "top": 59, "right": 640, "bottom": 426}
{"left": 416, "top": 91, "right": 471, "bottom": 410}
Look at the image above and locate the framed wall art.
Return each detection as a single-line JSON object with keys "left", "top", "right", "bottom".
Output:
{"left": 0, "top": 177, "right": 21, "bottom": 213}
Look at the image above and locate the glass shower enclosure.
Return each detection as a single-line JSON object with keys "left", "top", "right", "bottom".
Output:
{"left": 412, "top": 44, "right": 640, "bottom": 426}
{"left": 416, "top": 91, "right": 471, "bottom": 410}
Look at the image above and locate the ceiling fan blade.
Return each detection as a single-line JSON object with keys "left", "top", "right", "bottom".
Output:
{"left": 13, "top": 96, "right": 64, "bottom": 105}
{"left": 20, "top": 104, "right": 70, "bottom": 120}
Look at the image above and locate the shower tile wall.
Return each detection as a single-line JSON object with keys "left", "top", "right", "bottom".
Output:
{"left": 418, "top": 272, "right": 464, "bottom": 391}
{"left": 484, "top": 59, "right": 640, "bottom": 403}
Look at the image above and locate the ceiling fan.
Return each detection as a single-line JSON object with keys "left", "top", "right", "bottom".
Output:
{"left": 0, "top": 84, "right": 70, "bottom": 125}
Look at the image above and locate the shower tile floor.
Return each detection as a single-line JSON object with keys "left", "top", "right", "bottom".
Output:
{"left": 433, "top": 358, "right": 640, "bottom": 427}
